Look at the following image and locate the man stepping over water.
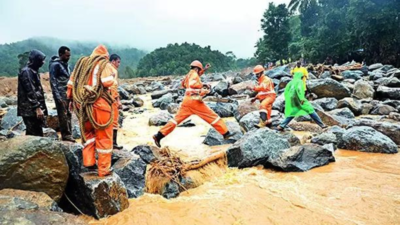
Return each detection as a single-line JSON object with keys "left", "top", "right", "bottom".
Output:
{"left": 153, "top": 60, "right": 233, "bottom": 148}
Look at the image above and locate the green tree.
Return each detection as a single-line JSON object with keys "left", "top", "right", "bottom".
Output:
{"left": 256, "top": 3, "right": 291, "bottom": 65}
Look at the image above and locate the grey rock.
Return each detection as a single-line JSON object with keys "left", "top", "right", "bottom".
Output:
{"left": 329, "top": 108, "right": 355, "bottom": 119}
{"left": 167, "top": 103, "right": 180, "bottom": 114}
{"left": 371, "top": 104, "right": 397, "bottom": 115}
{"left": 268, "top": 144, "right": 335, "bottom": 172}
{"left": 337, "top": 98, "right": 362, "bottom": 116}
{"left": 0, "top": 210, "right": 87, "bottom": 225}
{"left": 0, "top": 189, "right": 61, "bottom": 212}
{"left": 313, "top": 98, "right": 338, "bottom": 111}
{"left": 149, "top": 111, "right": 173, "bottom": 126}
{"left": 338, "top": 126, "right": 397, "bottom": 153}
{"left": 151, "top": 90, "right": 170, "bottom": 100}
{"left": 203, "top": 121, "right": 243, "bottom": 146}
{"left": 227, "top": 128, "right": 291, "bottom": 168}
{"left": 308, "top": 78, "right": 351, "bottom": 99}
{"left": 272, "top": 94, "right": 285, "bottom": 112}
{"left": 348, "top": 119, "right": 400, "bottom": 145}
{"left": 46, "top": 110, "right": 60, "bottom": 131}
{"left": 0, "top": 136, "right": 69, "bottom": 201}
{"left": 43, "top": 128, "right": 59, "bottom": 140}
{"left": 265, "top": 65, "right": 291, "bottom": 79}
{"left": 278, "top": 77, "right": 292, "bottom": 89}
{"left": 353, "top": 80, "right": 374, "bottom": 100}
{"left": 368, "top": 63, "right": 383, "bottom": 70}
{"left": 114, "top": 155, "right": 147, "bottom": 198}
{"left": 234, "top": 99, "right": 259, "bottom": 121}
{"left": 342, "top": 70, "right": 363, "bottom": 80}
{"left": 118, "top": 87, "right": 130, "bottom": 100}
{"left": 239, "top": 111, "right": 259, "bottom": 132}
{"left": 214, "top": 80, "right": 229, "bottom": 97}
{"left": 207, "top": 102, "right": 237, "bottom": 118}
{"left": 327, "top": 126, "right": 345, "bottom": 144}
{"left": 280, "top": 132, "right": 301, "bottom": 147}
{"left": 152, "top": 93, "right": 173, "bottom": 109}
{"left": 376, "top": 86, "right": 400, "bottom": 100}
{"left": 311, "top": 132, "right": 338, "bottom": 146}
{"left": 0, "top": 107, "right": 26, "bottom": 131}
{"left": 132, "top": 145, "right": 161, "bottom": 164}
{"left": 320, "top": 71, "right": 331, "bottom": 79}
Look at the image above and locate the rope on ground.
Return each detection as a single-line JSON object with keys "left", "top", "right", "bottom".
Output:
{"left": 64, "top": 193, "right": 85, "bottom": 216}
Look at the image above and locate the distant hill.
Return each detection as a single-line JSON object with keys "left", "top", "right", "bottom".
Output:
{"left": 0, "top": 37, "right": 147, "bottom": 78}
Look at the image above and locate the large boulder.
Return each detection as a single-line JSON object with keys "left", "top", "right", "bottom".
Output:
{"left": 113, "top": 155, "right": 147, "bottom": 198}
{"left": 207, "top": 102, "right": 237, "bottom": 118}
{"left": 227, "top": 128, "right": 291, "bottom": 168}
{"left": 316, "top": 109, "right": 347, "bottom": 126}
{"left": 167, "top": 103, "right": 180, "bottom": 114}
{"left": 268, "top": 144, "right": 335, "bottom": 172}
{"left": 239, "top": 111, "right": 260, "bottom": 132}
{"left": 329, "top": 108, "right": 355, "bottom": 119}
{"left": 149, "top": 112, "right": 173, "bottom": 126}
{"left": 280, "top": 132, "right": 301, "bottom": 147}
{"left": 265, "top": 65, "right": 291, "bottom": 79}
{"left": 43, "top": 128, "right": 59, "bottom": 140}
{"left": 228, "top": 81, "right": 255, "bottom": 95}
{"left": 0, "top": 189, "right": 61, "bottom": 212}
{"left": 0, "top": 107, "right": 26, "bottom": 131}
{"left": 380, "top": 77, "right": 400, "bottom": 88}
{"left": 234, "top": 100, "right": 259, "bottom": 121}
{"left": 369, "top": 63, "right": 383, "bottom": 71}
{"left": 311, "top": 132, "right": 338, "bottom": 147}
{"left": 342, "top": 70, "right": 363, "bottom": 80}
{"left": 308, "top": 78, "right": 351, "bottom": 99}
{"left": 70, "top": 173, "right": 129, "bottom": 219}
{"left": 203, "top": 121, "right": 243, "bottom": 146}
{"left": 338, "top": 126, "right": 398, "bottom": 153}
{"left": 288, "top": 122, "right": 322, "bottom": 133}
{"left": 132, "top": 97, "right": 144, "bottom": 107}
{"left": 118, "top": 86, "right": 130, "bottom": 100}
{"left": 131, "top": 145, "right": 161, "bottom": 164}
{"left": 376, "top": 86, "right": 400, "bottom": 100}
{"left": 214, "top": 80, "right": 229, "bottom": 97}
{"left": 326, "top": 126, "right": 346, "bottom": 144}
{"left": 152, "top": 93, "right": 173, "bottom": 109}
{"left": 352, "top": 80, "right": 375, "bottom": 100}
{"left": 151, "top": 90, "right": 170, "bottom": 100}
{"left": 370, "top": 104, "right": 397, "bottom": 115}
{"left": 337, "top": 98, "right": 362, "bottom": 116}
{"left": 146, "top": 81, "right": 164, "bottom": 92}
{"left": 122, "top": 84, "right": 141, "bottom": 94}
{"left": 278, "top": 77, "right": 292, "bottom": 89}
{"left": 0, "top": 136, "right": 69, "bottom": 201}
{"left": 348, "top": 119, "right": 400, "bottom": 145}
{"left": 313, "top": 98, "right": 338, "bottom": 111}
{"left": 272, "top": 94, "right": 285, "bottom": 112}
{"left": 0, "top": 210, "right": 87, "bottom": 225}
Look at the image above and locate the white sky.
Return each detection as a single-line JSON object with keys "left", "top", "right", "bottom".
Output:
{"left": 0, "top": 0, "right": 290, "bottom": 58}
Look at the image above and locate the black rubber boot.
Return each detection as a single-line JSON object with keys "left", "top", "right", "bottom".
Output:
{"left": 153, "top": 132, "right": 165, "bottom": 148}
{"left": 113, "top": 130, "right": 123, "bottom": 150}
{"left": 223, "top": 131, "right": 234, "bottom": 140}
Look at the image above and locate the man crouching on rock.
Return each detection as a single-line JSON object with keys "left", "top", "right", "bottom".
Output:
{"left": 67, "top": 45, "right": 116, "bottom": 177}
{"left": 18, "top": 50, "right": 48, "bottom": 137}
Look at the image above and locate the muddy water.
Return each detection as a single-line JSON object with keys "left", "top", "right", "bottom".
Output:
{"left": 93, "top": 94, "right": 400, "bottom": 225}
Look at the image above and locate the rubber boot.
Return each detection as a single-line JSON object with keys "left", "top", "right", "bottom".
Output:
{"left": 223, "top": 131, "right": 234, "bottom": 140}
{"left": 113, "top": 130, "right": 123, "bottom": 150}
{"left": 153, "top": 132, "right": 165, "bottom": 148}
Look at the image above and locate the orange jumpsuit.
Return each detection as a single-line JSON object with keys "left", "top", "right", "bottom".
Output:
{"left": 110, "top": 65, "right": 119, "bottom": 130}
{"left": 254, "top": 74, "right": 276, "bottom": 121}
{"left": 159, "top": 69, "right": 228, "bottom": 137}
{"left": 67, "top": 45, "right": 116, "bottom": 177}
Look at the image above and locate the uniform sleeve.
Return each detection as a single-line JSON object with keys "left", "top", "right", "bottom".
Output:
{"left": 20, "top": 70, "right": 40, "bottom": 109}
{"left": 253, "top": 83, "right": 264, "bottom": 92}
{"left": 188, "top": 72, "right": 203, "bottom": 89}
{"left": 49, "top": 63, "right": 62, "bottom": 101}
{"left": 100, "top": 63, "right": 116, "bottom": 88}
{"left": 303, "top": 68, "right": 309, "bottom": 79}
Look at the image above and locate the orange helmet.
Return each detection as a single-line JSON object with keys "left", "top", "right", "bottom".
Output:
{"left": 253, "top": 65, "right": 265, "bottom": 74}
{"left": 190, "top": 60, "right": 203, "bottom": 70}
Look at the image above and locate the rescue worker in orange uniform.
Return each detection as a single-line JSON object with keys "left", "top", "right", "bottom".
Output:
{"left": 153, "top": 60, "right": 233, "bottom": 148}
{"left": 67, "top": 45, "right": 116, "bottom": 177}
{"left": 248, "top": 65, "right": 277, "bottom": 128}
{"left": 109, "top": 54, "right": 123, "bottom": 150}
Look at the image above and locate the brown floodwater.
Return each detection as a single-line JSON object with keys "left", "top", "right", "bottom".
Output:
{"left": 91, "top": 94, "right": 400, "bottom": 225}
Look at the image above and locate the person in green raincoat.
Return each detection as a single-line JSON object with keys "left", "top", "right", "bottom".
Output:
{"left": 276, "top": 72, "right": 327, "bottom": 131}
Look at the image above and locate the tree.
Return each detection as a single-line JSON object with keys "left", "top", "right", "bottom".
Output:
{"left": 256, "top": 3, "right": 291, "bottom": 65}
{"left": 288, "top": 0, "right": 314, "bottom": 12}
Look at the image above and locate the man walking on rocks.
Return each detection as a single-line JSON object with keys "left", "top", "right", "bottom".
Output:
{"left": 153, "top": 60, "right": 233, "bottom": 148}
{"left": 17, "top": 50, "right": 48, "bottom": 137}
{"left": 276, "top": 72, "right": 327, "bottom": 131}
{"left": 248, "top": 65, "right": 276, "bottom": 128}
{"left": 49, "top": 46, "right": 75, "bottom": 142}
{"left": 291, "top": 61, "right": 308, "bottom": 91}
{"left": 109, "top": 54, "right": 124, "bottom": 150}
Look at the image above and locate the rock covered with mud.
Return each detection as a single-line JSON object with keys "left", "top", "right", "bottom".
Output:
{"left": 338, "top": 126, "right": 398, "bottom": 153}
{"left": 0, "top": 136, "right": 69, "bottom": 202}
{"left": 203, "top": 121, "right": 243, "bottom": 146}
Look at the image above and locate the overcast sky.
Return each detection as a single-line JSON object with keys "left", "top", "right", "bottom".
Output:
{"left": 0, "top": 0, "right": 290, "bottom": 58}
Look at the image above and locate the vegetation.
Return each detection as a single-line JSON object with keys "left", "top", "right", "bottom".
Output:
{"left": 256, "top": 0, "right": 400, "bottom": 67}
{"left": 136, "top": 43, "right": 249, "bottom": 77}
{"left": 0, "top": 37, "right": 147, "bottom": 78}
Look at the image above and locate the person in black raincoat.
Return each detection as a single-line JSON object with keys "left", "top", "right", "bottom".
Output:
{"left": 17, "top": 49, "right": 48, "bottom": 136}
{"left": 49, "top": 46, "right": 75, "bottom": 142}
